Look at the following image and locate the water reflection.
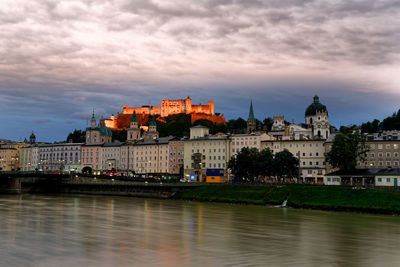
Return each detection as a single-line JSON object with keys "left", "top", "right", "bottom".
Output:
{"left": 1, "top": 194, "right": 400, "bottom": 266}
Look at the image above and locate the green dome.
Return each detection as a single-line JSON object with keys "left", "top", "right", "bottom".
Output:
{"left": 99, "top": 125, "right": 112, "bottom": 136}
{"left": 305, "top": 95, "right": 328, "bottom": 117}
{"left": 30, "top": 132, "right": 36, "bottom": 139}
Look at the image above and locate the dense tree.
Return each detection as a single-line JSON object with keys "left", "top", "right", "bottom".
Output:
{"left": 157, "top": 113, "right": 192, "bottom": 138}
{"left": 226, "top": 117, "right": 247, "bottom": 133}
{"left": 257, "top": 148, "right": 274, "bottom": 177}
{"left": 380, "top": 110, "right": 400, "bottom": 131}
{"left": 326, "top": 127, "right": 369, "bottom": 171}
{"left": 228, "top": 148, "right": 259, "bottom": 181}
{"left": 193, "top": 119, "right": 226, "bottom": 134}
{"left": 361, "top": 119, "right": 380, "bottom": 134}
{"left": 360, "top": 109, "right": 400, "bottom": 133}
{"left": 273, "top": 150, "right": 299, "bottom": 178}
{"left": 263, "top": 117, "right": 273, "bottom": 131}
{"left": 66, "top": 129, "right": 85, "bottom": 143}
{"left": 229, "top": 147, "right": 297, "bottom": 181}
{"left": 112, "top": 130, "right": 127, "bottom": 142}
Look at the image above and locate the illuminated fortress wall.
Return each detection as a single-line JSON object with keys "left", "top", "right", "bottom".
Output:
{"left": 104, "top": 97, "right": 223, "bottom": 130}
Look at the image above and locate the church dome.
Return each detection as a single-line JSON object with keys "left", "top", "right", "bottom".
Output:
{"left": 305, "top": 95, "right": 328, "bottom": 117}
{"left": 99, "top": 125, "right": 112, "bottom": 136}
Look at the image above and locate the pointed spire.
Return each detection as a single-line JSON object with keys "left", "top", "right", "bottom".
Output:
{"left": 131, "top": 110, "right": 138, "bottom": 122}
{"left": 91, "top": 109, "right": 96, "bottom": 121}
{"left": 248, "top": 100, "right": 255, "bottom": 120}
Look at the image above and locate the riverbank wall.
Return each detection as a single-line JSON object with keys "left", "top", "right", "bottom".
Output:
{"left": 20, "top": 178, "right": 201, "bottom": 198}
{"left": 172, "top": 184, "right": 400, "bottom": 214}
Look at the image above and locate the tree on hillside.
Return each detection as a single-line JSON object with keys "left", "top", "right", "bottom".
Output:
{"left": 157, "top": 113, "right": 192, "bottom": 138}
{"left": 112, "top": 130, "right": 127, "bottom": 142}
{"left": 361, "top": 119, "right": 380, "bottom": 134}
{"left": 273, "top": 150, "right": 299, "bottom": 178}
{"left": 193, "top": 119, "right": 227, "bottom": 134}
{"left": 66, "top": 130, "right": 86, "bottom": 143}
{"left": 326, "top": 127, "right": 369, "bottom": 171}
{"left": 226, "top": 117, "right": 247, "bottom": 133}
{"left": 263, "top": 117, "right": 273, "bottom": 131}
{"left": 380, "top": 110, "right": 400, "bottom": 131}
{"left": 360, "top": 109, "right": 400, "bottom": 133}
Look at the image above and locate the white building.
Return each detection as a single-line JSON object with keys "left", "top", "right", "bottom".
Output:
{"left": 184, "top": 125, "right": 231, "bottom": 182}
{"left": 39, "top": 143, "right": 83, "bottom": 173}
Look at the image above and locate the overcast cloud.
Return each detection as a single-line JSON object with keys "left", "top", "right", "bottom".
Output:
{"left": 0, "top": 0, "right": 399, "bottom": 141}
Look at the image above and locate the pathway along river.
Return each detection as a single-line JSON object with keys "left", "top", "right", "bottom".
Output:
{"left": 1, "top": 194, "right": 400, "bottom": 266}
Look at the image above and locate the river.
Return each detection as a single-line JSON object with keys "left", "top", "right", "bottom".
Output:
{"left": 1, "top": 194, "right": 400, "bottom": 266}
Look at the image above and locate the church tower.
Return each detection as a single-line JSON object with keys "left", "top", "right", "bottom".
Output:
{"left": 127, "top": 111, "right": 141, "bottom": 142}
{"left": 143, "top": 115, "right": 159, "bottom": 139}
{"left": 29, "top": 131, "right": 36, "bottom": 144}
{"left": 85, "top": 112, "right": 112, "bottom": 144}
{"left": 305, "top": 95, "right": 330, "bottom": 139}
{"left": 90, "top": 110, "right": 96, "bottom": 129}
{"left": 247, "top": 100, "right": 256, "bottom": 133}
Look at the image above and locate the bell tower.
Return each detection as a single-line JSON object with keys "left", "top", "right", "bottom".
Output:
{"left": 127, "top": 111, "right": 141, "bottom": 142}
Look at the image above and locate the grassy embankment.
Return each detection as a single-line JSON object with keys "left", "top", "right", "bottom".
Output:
{"left": 173, "top": 184, "right": 400, "bottom": 214}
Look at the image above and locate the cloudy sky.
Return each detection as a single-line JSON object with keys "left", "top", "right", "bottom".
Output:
{"left": 0, "top": 0, "right": 399, "bottom": 141}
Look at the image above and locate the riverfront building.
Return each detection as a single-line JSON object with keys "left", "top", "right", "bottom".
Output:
{"left": 230, "top": 133, "right": 274, "bottom": 157}
{"left": 81, "top": 113, "right": 113, "bottom": 174}
{"left": 261, "top": 139, "right": 326, "bottom": 183}
{"left": 325, "top": 131, "right": 400, "bottom": 174}
{"left": 183, "top": 125, "right": 230, "bottom": 182}
{"left": 38, "top": 142, "right": 83, "bottom": 173}
{"left": 132, "top": 136, "right": 176, "bottom": 175}
{"left": 325, "top": 168, "right": 400, "bottom": 187}
{"left": 0, "top": 143, "right": 26, "bottom": 171}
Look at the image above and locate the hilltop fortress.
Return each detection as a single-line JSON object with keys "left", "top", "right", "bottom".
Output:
{"left": 104, "top": 97, "right": 225, "bottom": 130}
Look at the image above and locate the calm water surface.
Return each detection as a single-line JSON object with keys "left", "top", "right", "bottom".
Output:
{"left": 1, "top": 194, "right": 400, "bottom": 266}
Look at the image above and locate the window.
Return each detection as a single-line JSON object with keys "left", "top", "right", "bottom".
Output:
{"left": 378, "top": 178, "right": 382, "bottom": 182}
{"left": 387, "top": 178, "right": 391, "bottom": 182}
{"left": 327, "top": 178, "right": 331, "bottom": 182}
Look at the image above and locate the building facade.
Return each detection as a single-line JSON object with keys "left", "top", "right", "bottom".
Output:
{"left": 0, "top": 143, "right": 25, "bottom": 171}
{"left": 230, "top": 133, "right": 274, "bottom": 157}
{"left": 168, "top": 140, "right": 184, "bottom": 175}
{"left": 325, "top": 131, "right": 400, "bottom": 174}
{"left": 184, "top": 126, "right": 230, "bottom": 182}
{"left": 38, "top": 143, "right": 83, "bottom": 172}
{"left": 261, "top": 139, "right": 326, "bottom": 183}
{"left": 133, "top": 136, "right": 175, "bottom": 174}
